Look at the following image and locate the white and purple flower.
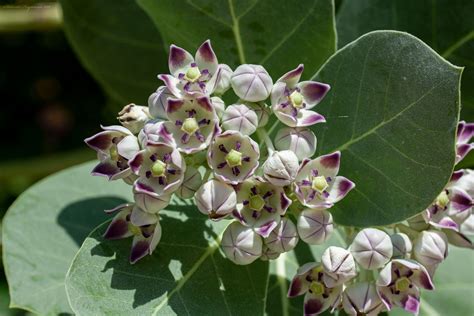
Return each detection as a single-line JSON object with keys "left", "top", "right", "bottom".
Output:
{"left": 221, "top": 221, "right": 263, "bottom": 265}
{"left": 376, "top": 259, "right": 434, "bottom": 315}
{"left": 129, "top": 142, "right": 185, "bottom": 197}
{"left": 102, "top": 203, "right": 162, "bottom": 264}
{"left": 85, "top": 125, "right": 139, "bottom": 181}
{"left": 294, "top": 151, "right": 355, "bottom": 208}
{"left": 288, "top": 262, "right": 343, "bottom": 315}
{"left": 162, "top": 96, "right": 218, "bottom": 154}
{"left": 456, "top": 121, "right": 473, "bottom": 164}
{"left": 207, "top": 130, "right": 260, "bottom": 185}
{"left": 271, "top": 64, "right": 329, "bottom": 127}
{"left": 158, "top": 40, "right": 222, "bottom": 98}
{"left": 232, "top": 177, "right": 291, "bottom": 237}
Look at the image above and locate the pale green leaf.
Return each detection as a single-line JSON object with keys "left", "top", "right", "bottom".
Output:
{"left": 311, "top": 31, "right": 462, "bottom": 226}
{"left": 60, "top": 0, "right": 168, "bottom": 104}
{"left": 336, "top": 0, "right": 474, "bottom": 121}
{"left": 2, "top": 162, "right": 132, "bottom": 315}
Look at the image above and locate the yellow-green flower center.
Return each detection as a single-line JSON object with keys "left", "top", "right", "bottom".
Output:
{"left": 181, "top": 117, "right": 199, "bottom": 135}
{"left": 249, "top": 195, "right": 265, "bottom": 211}
{"left": 151, "top": 160, "right": 167, "bottom": 177}
{"left": 309, "top": 281, "right": 325, "bottom": 296}
{"left": 395, "top": 277, "right": 411, "bottom": 292}
{"left": 436, "top": 191, "right": 449, "bottom": 208}
{"left": 128, "top": 223, "right": 142, "bottom": 236}
{"left": 109, "top": 146, "right": 119, "bottom": 161}
{"left": 185, "top": 66, "right": 201, "bottom": 82}
{"left": 290, "top": 91, "right": 304, "bottom": 108}
{"left": 312, "top": 176, "right": 328, "bottom": 193}
{"left": 226, "top": 149, "right": 242, "bottom": 167}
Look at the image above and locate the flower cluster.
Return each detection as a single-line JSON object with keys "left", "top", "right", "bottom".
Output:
{"left": 85, "top": 40, "right": 354, "bottom": 264}
{"left": 289, "top": 121, "right": 473, "bottom": 315}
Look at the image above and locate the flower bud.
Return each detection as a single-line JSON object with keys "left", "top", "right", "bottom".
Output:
{"left": 297, "top": 209, "right": 333, "bottom": 245}
{"left": 176, "top": 166, "right": 202, "bottom": 199}
{"left": 148, "top": 86, "right": 173, "bottom": 119}
{"left": 246, "top": 101, "right": 270, "bottom": 127}
{"left": 117, "top": 103, "right": 151, "bottom": 134}
{"left": 264, "top": 217, "right": 299, "bottom": 253}
{"left": 407, "top": 213, "right": 430, "bottom": 231}
{"left": 322, "top": 246, "right": 357, "bottom": 287}
{"left": 260, "top": 245, "right": 280, "bottom": 261}
{"left": 263, "top": 150, "right": 299, "bottom": 186}
{"left": 342, "top": 282, "right": 384, "bottom": 316}
{"left": 221, "top": 104, "right": 259, "bottom": 135}
{"left": 213, "top": 64, "right": 233, "bottom": 95}
{"left": 133, "top": 187, "right": 171, "bottom": 213}
{"left": 221, "top": 221, "right": 263, "bottom": 265}
{"left": 413, "top": 230, "right": 448, "bottom": 270}
{"left": 231, "top": 64, "right": 273, "bottom": 102}
{"left": 390, "top": 233, "right": 412, "bottom": 259}
{"left": 350, "top": 228, "right": 393, "bottom": 270}
{"left": 195, "top": 179, "right": 236, "bottom": 220}
{"left": 211, "top": 96, "right": 225, "bottom": 119}
{"left": 274, "top": 127, "right": 317, "bottom": 161}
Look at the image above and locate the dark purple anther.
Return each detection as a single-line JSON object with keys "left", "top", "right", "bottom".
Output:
{"left": 301, "top": 180, "right": 311, "bottom": 186}
{"left": 252, "top": 211, "right": 259, "bottom": 218}
{"left": 235, "top": 141, "right": 241, "bottom": 150}
{"left": 291, "top": 108, "right": 298, "bottom": 118}
{"left": 167, "top": 169, "right": 176, "bottom": 175}
{"left": 232, "top": 167, "right": 240, "bottom": 176}
{"left": 198, "top": 118, "right": 210, "bottom": 126}
{"left": 195, "top": 131, "right": 205, "bottom": 142}
{"left": 111, "top": 137, "right": 119, "bottom": 144}
{"left": 250, "top": 186, "right": 258, "bottom": 195}
{"left": 198, "top": 82, "right": 206, "bottom": 90}
{"left": 243, "top": 200, "right": 249, "bottom": 205}
{"left": 394, "top": 269, "right": 401, "bottom": 278}
{"left": 326, "top": 177, "right": 332, "bottom": 182}
{"left": 149, "top": 154, "right": 157, "bottom": 162}
{"left": 308, "top": 190, "right": 316, "bottom": 201}
{"left": 217, "top": 162, "right": 227, "bottom": 169}
{"left": 323, "top": 191, "right": 329, "bottom": 198}
{"left": 181, "top": 133, "right": 190, "bottom": 144}
{"left": 163, "top": 153, "right": 171, "bottom": 162}
{"left": 142, "top": 230, "right": 152, "bottom": 238}
{"left": 175, "top": 120, "right": 183, "bottom": 126}
{"left": 178, "top": 73, "right": 185, "bottom": 79}
{"left": 191, "top": 62, "right": 197, "bottom": 67}
{"left": 219, "top": 144, "right": 228, "bottom": 153}
{"left": 280, "top": 102, "right": 289, "bottom": 109}
{"left": 263, "top": 191, "right": 273, "bottom": 199}
{"left": 184, "top": 82, "right": 191, "bottom": 91}
{"left": 158, "top": 177, "right": 164, "bottom": 185}
{"left": 263, "top": 205, "right": 273, "bottom": 212}
{"left": 187, "top": 109, "right": 196, "bottom": 117}
{"left": 312, "top": 169, "right": 319, "bottom": 177}
{"left": 242, "top": 156, "right": 251, "bottom": 162}
{"left": 146, "top": 171, "right": 152, "bottom": 179}
{"left": 201, "top": 69, "right": 209, "bottom": 75}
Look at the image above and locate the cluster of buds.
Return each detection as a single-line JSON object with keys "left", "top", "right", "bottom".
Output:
{"left": 85, "top": 39, "right": 355, "bottom": 264}
{"left": 289, "top": 121, "right": 473, "bottom": 315}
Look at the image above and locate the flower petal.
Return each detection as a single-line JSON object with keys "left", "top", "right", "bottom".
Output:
{"left": 195, "top": 40, "right": 218, "bottom": 75}
{"left": 457, "top": 121, "right": 474, "bottom": 144}
{"left": 296, "top": 109, "right": 326, "bottom": 127}
{"left": 84, "top": 131, "right": 114, "bottom": 152}
{"left": 92, "top": 160, "right": 121, "bottom": 179}
{"left": 130, "top": 234, "right": 151, "bottom": 264}
{"left": 298, "top": 81, "right": 331, "bottom": 108}
{"left": 158, "top": 74, "right": 183, "bottom": 98}
{"left": 326, "top": 176, "right": 355, "bottom": 204}
{"left": 130, "top": 206, "right": 158, "bottom": 226}
{"left": 168, "top": 44, "right": 194, "bottom": 77}
{"left": 444, "top": 229, "right": 474, "bottom": 249}
{"left": 277, "top": 64, "right": 304, "bottom": 88}
{"left": 117, "top": 135, "right": 139, "bottom": 160}
{"left": 103, "top": 210, "right": 132, "bottom": 240}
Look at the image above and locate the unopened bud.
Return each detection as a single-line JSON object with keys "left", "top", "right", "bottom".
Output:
{"left": 221, "top": 104, "right": 259, "bottom": 135}
{"left": 211, "top": 96, "right": 225, "bottom": 118}
{"left": 176, "top": 166, "right": 202, "bottom": 199}
{"left": 342, "top": 282, "right": 384, "bottom": 316}
{"left": 274, "top": 127, "right": 317, "bottom": 161}
{"left": 264, "top": 217, "right": 299, "bottom": 253}
{"left": 413, "top": 230, "right": 448, "bottom": 270}
{"left": 263, "top": 150, "right": 299, "bottom": 186}
{"left": 350, "top": 228, "right": 393, "bottom": 270}
{"left": 221, "top": 222, "right": 263, "bottom": 265}
{"left": 117, "top": 103, "right": 151, "bottom": 134}
{"left": 322, "top": 246, "right": 357, "bottom": 287}
{"left": 195, "top": 179, "right": 237, "bottom": 220}
{"left": 297, "top": 209, "right": 334, "bottom": 244}
{"left": 213, "top": 64, "right": 233, "bottom": 95}
{"left": 391, "top": 233, "right": 413, "bottom": 259}
{"left": 231, "top": 64, "right": 273, "bottom": 102}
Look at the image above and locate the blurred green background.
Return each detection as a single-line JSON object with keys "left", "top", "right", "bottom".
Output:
{"left": 0, "top": 0, "right": 472, "bottom": 315}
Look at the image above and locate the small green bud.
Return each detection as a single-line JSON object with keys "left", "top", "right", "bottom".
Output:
{"left": 249, "top": 195, "right": 265, "bottom": 211}
{"left": 289, "top": 91, "right": 304, "bottom": 108}
{"left": 185, "top": 66, "right": 201, "bottom": 82}
{"left": 309, "top": 281, "right": 325, "bottom": 296}
{"left": 395, "top": 277, "right": 411, "bottom": 292}
{"left": 151, "top": 160, "right": 167, "bottom": 177}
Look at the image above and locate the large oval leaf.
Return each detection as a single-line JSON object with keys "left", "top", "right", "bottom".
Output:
{"left": 2, "top": 162, "right": 132, "bottom": 315}
{"left": 311, "top": 31, "right": 462, "bottom": 226}
{"left": 60, "top": 0, "right": 168, "bottom": 104}
{"left": 137, "top": 0, "right": 336, "bottom": 78}
{"left": 65, "top": 206, "right": 268, "bottom": 315}
{"left": 336, "top": 0, "right": 474, "bottom": 122}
